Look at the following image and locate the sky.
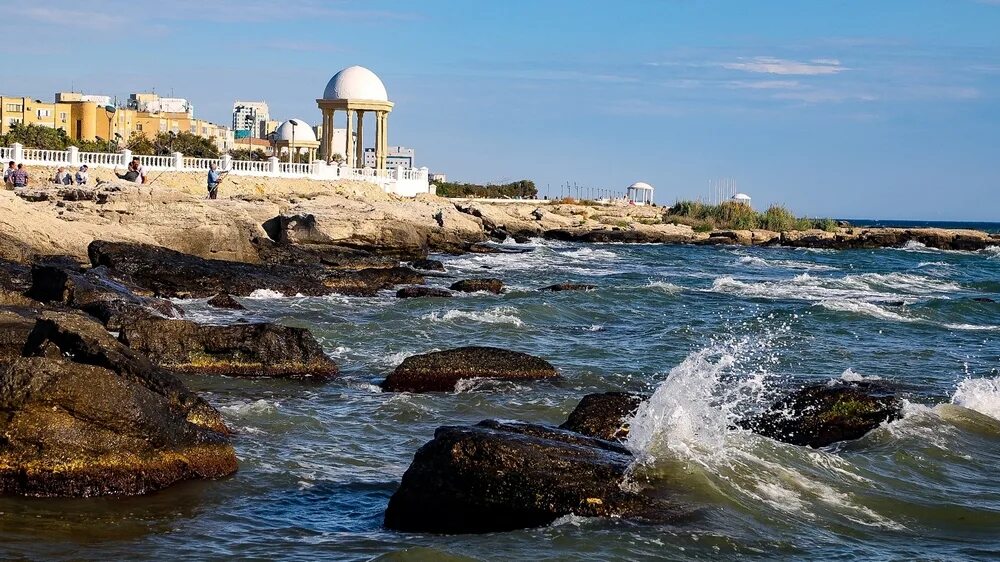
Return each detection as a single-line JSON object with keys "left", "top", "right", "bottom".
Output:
{"left": 8, "top": 0, "right": 1000, "bottom": 220}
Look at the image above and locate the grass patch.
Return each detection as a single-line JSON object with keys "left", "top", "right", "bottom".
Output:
{"left": 665, "top": 200, "right": 839, "bottom": 232}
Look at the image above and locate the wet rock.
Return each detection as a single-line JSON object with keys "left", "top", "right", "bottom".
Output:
{"left": 251, "top": 236, "right": 398, "bottom": 270}
{"left": 737, "top": 382, "right": 903, "bottom": 448}
{"left": 545, "top": 229, "right": 690, "bottom": 244}
{"left": 206, "top": 292, "right": 245, "bottom": 310}
{"left": 118, "top": 317, "right": 338, "bottom": 380}
{"left": 972, "top": 297, "right": 996, "bottom": 303}
{"left": 21, "top": 311, "right": 228, "bottom": 434}
{"left": 560, "top": 392, "right": 647, "bottom": 441}
{"left": 381, "top": 346, "right": 557, "bottom": 392}
{"left": 28, "top": 264, "right": 180, "bottom": 329}
{"left": 0, "top": 259, "right": 35, "bottom": 307}
{"left": 396, "top": 286, "right": 452, "bottom": 299}
{"left": 383, "top": 420, "right": 685, "bottom": 533}
{"left": 0, "top": 308, "right": 37, "bottom": 365}
{"left": 410, "top": 258, "right": 445, "bottom": 272}
{"left": 0, "top": 357, "right": 237, "bottom": 497}
{"left": 449, "top": 278, "right": 504, "bottom": 294}
{"left": 540, "top": 283, "right": 597, "bottom": 292}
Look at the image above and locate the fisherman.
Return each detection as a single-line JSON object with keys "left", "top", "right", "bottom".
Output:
{"left": 3, "top": 161, "right": 15, "bottom": 188}
{"left": 115, "top": 162, "right": 140, "bottom": 183}
{"left": 75, "top": 165, "right": 89, "bottom": 185}
{"left": 132, "top": 157, "right": 147, "bottom": 184}
{"left": 207, "top": 163, "right": 227, "bottom": 199}
{"left": 10, "top": 164, "right": 28, "bottom": 188}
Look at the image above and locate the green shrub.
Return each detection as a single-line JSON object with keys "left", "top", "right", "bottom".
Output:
{"left": 665, "top": 200, "right": 835, "bottom": 232}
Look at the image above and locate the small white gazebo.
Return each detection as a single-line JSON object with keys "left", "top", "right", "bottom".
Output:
{"left": 626, "top": 181, "right": 654, "bottom": 206}
{"left": 732, "top": 192, "right": 752, "bottom": 205}
{"left": 274, "top": 118, "right": 320, "bottom": 163}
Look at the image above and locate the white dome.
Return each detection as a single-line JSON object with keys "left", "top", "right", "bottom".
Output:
{"left": 628, "top": 181, "right": 654, "bottom": 190}
{"left": 323, "top": 66, "right": 388, "bottom": 101}
{"left": 275, "top": 119, "right": 316, "bottom": 142}
{"left": 733, "top": 193, "right": 751, "bottom": 201}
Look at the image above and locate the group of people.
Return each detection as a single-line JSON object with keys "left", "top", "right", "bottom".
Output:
{"left": 53, "top": 165, "right": 90, "bottom": 186}
{"left": 5, "top": 156, "right": 226, "bottom": 199}
{"left": 3, "top": 161, "right": 29, "bottom": 189}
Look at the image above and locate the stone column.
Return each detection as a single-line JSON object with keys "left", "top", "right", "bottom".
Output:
{"left": 355, "top": 110, "right": 365, "bottom": 168}
{"left": 379, "top": 112, "right": 389, "bottom": 171}
{"left": 345, "top": 110, "right": 354, "bottom": 168}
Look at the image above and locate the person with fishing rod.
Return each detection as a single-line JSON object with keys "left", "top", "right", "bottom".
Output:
{"left": 207, "top": 162, "right": 228, "bottom": 200}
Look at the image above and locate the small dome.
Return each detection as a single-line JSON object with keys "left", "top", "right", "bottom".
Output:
{"left": 323, "top": 66, "right": 388, "bottom": 101}
{"left": 733, "top": 193, "right": 751, "bottom": 201}
{"left": 628, "top": 181, "right": 654, "bottom": 190}
{"left": 275, "top": 119, "right": 316, "bottom": 142}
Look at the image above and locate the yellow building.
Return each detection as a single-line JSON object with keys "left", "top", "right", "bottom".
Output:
{"left": 2, "top": 92, "right": 233, "bottom": 152}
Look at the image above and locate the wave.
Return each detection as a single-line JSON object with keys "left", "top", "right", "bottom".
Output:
{"left": 561, "top": 247, "right": 618, "bottom": 261}
{"left": 942, "top": 323, "right": 1000, "bottom": 331}
{"left": 984, "top": 246, "right": 1000, "bottom": 259}
{"left": 836, "top": 368, "right": 883, "bottom": 383}
{"left": 645, "top": 280, "right": 684, "bottom": 294}
{"left": 422, "top": 306, "right": 525, "bottom": 327}
{"left": 246, "top": 288, "right": 291, "bottom": 299}
{"left": 736, "top": 255, "right": 838, "bottom": 271}
{"left": 221, "top": 399, "right": 281, "bottom": 417}
{"left": 711, "top": 272, "right": 960, "bottom": 306}
{"left": 818, "top": 300, "right": 914, "bottom": 323}
{"left": 952, "top": 378, "right": 1000, "bottom": 421}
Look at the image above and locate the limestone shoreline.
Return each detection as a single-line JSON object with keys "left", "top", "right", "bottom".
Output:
{"left": 0, "top": 175, "right": 996, "bottom": 265}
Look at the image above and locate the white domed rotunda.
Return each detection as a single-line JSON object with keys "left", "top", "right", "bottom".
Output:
{"left": 274, "top": 118, "right": 320, "bottom": 163}
{"left": 317, "top": 65, "right": 394, "bottom": 169}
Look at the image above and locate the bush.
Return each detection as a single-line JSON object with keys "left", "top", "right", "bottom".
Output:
{"left": 435, "top": 179, "right": 537, "bottom": 199}
{"left": 665, "top": 200, "right": 835, "bottom": 232}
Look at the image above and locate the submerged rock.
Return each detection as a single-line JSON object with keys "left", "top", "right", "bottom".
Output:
{"left": 410, "top": 258, "right": 445, "bottom": 272}
{"left": 119, "top": 317, "right": 338, "bottom": 380}
{"left": 560, "top": 392, "right": 647, "bottom": 441}
{"left": 540, "top": 283, "right": 597, "bottom": 292}
{"left": 206, "top": 292, "right": 245, "bottom": 310}
{"left": 449, "top": 278, "right": 504, "bottom": 294}
{"left": 396, "top": 286, "right": 452, "bottom": 299}
{"left": 381, "top": 346, "right": 558, "bottom": 392}
{"left": 0, "top": 357, "right": 237, "bottom": 497}
{"left": 384, "top": 420, "right": 685, "bottom": 533}
{"left": 737, "top": 382, "right": 903, "bottom": 448}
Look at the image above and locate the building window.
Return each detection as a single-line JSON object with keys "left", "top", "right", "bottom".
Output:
{"left": 37, "top": 109, "right": 51, "bottom": 118}
{"left": 6, "top": 104, "right": 22, "bottom": 112}
{"left": 59, "top": 112, "right": 67, "bottom": 121}
{"left": 136, "top": 124, "right": 143, "bottom": 132}
{"left": 7, "top": 118, "right": 21, "bottom": 126}
{"left": 159, "top": 123, "right": 167, "bottom": 132}
{"left": 190, "top": 124, "right": 197, "bottom": 133}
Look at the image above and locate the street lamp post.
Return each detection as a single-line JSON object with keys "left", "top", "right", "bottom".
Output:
{"left": 103, "top": 105, "right": 117, "bottom": 152}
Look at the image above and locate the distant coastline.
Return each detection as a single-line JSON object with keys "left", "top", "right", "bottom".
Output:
{"left": 842, "top": 219, "right": 1000, "bottom": 234}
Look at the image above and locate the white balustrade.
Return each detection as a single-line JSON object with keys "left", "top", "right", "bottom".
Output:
{"left": 1, "top": 145, "right": 430, "bottom": 196}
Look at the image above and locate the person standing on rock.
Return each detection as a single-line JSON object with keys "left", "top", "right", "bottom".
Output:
{"left": 10, "top": 164, "right": 28, "bottom": 188}
{"left": 207, "top": 163, "right": 226, "bottom": 200}
{"left": 3, "top": 161, "right": 15, "bottom": 189}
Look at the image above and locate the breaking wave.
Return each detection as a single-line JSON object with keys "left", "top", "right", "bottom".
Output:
{"left": 952, "top": 378, "right": 1000, "bottom": 421}
{"left": 422, "top": 306, "right": 525, "bottom": 327}
{"left": 736, "top": 255, "right": 838, "bottom": 271}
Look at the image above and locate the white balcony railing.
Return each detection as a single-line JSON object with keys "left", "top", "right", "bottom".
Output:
{"left": 1, "top": 143, "right": 431, "bottom": 197}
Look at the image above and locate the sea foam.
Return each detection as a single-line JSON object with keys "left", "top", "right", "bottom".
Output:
{"left": 952, "top": 377, "right": 1000, "bottom": 421}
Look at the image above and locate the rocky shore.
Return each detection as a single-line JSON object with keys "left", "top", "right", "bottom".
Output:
{"left": 0, "top": 178, "right": 991, "bottom": 519}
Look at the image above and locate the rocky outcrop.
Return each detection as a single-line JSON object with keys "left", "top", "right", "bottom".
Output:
{"left": 118, "top": 317, "right": 338, "bottom": 380}
{"left": 449, "top": 278, "right": 504, "bottom": 294}
{"left": 206, "top": 292, "right": 245, "bottom": 310}
{"left": 0, "top": 308, "right": 37, "bottom": 364}
{"left": 28, "top": 264, "right": 180, "bottom": 329}
{"left": 0, "top": 259, "right": 35, "bottom": 307}
{"left": 737, "top": 382, "right": 903, "bottom": 448}
{"left": 396, "top": 286, "right": 452, "bottom": 299}
{"left": 383, "top": 420, "right": 686, "bottom": 533}
{"left": 560, "top": 392, "right": 647, "bottom": 441}
{"left": 381, "top": 346, "right": 558, "bottom": 392}
{"left": 88, "top": 241, "right": 423, "bottom": 299}
{"left": 777, "top": 228, "right": 997, "bottom": 251}
{"left": 0, "top": 357, "right": 237, "bottom": 497}
{"left": 21, "top": 311, "right": 228, "bottom": 434}
{"left": 540, "top": 283, "right": 597, "bottom": 292}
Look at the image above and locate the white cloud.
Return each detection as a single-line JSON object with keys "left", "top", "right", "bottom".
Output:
{"left": 722, "top": 57, "right": 848, "bottom": 76}
{"left": 727, "top": 80, "right": 802, "bottom": 90}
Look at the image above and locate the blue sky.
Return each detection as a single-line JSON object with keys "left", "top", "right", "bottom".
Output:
{"left": 10, "top": 0, "right": 1000, "bottom": 219}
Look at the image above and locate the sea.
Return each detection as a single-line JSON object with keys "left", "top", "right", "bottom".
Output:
{"left": 2, "top": 229, "right": 1000, "bottom": 561}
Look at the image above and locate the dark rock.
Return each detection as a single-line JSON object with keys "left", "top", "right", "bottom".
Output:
{"left": 21, "top": 311, "right": 228, "bottom": 434}
{"left": 449, "top": 278, "right": 504, "bottom": 294}
{"left": 545, "top": 229, "right": 690, "bottom": 244}
{"left": 251, "top": 236, "right": 398, "bottom": 270}
{"left": 972, "top": 297, "right": 996, "bottom": 303}
{"left": 118, "top": 317, "right": 338, "bottom": 380}
{"left": 0, "top": 259, "right": 35, "bottom": 307}
{"left": 87, "top": 241, "right": 422, "bottom": 299}
{"left": 206, "top": 292, "right": 245, "bottom": 310}
{"left": 0, "top": 357, "right": 237, "bottom": 497}
{"left": 560, "top": 392, "right": 647, "bottom": 441}
{"left": 0, "top": 308, "right": 37, "bottom": 365}
{"left": 410, "top": 258, "right": 445, "bottom": 272}
{"left": 512, "top": 234, "right": 531, "bottom": 244}
{"left": 737, "top": 382, "right": 902, "bottom": 448}
{"left": 28, "top": 264, "right": 180, "bottom": 329}
{"left": 384, "top": 420, "right": 686, "bottom": 533}
{"left": 381, "top": 346, "right": 557, "bottom": 392}
{"left": 540, "top": 283, "right": 597, "bottom": 292}
{"left": 396, "top": 286, "right": 453, "bottom": 299}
